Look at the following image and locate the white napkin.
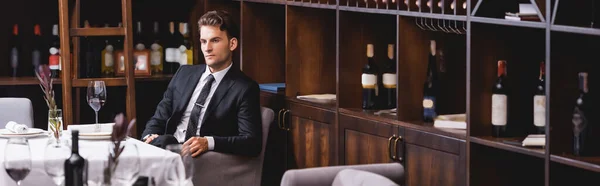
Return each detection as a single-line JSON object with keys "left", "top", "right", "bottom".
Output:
{"left": 5, "top": 121, "right": 29, "bottom": 134}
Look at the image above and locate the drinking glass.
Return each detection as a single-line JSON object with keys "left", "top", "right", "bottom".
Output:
{"left": 4, "top": 138, "right": 32, "bottom": 186}
{"left": 87, "top": 81, "right": 107, "bottom": 131}
{"left": 44, "top": 140, "right": 71, "bottom": 186}
{"left": 164, "top": 144, "right": 194, "bottom": 186}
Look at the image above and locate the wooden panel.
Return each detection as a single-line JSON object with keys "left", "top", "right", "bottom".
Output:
{"left": 345, "top": 130, "right": 396, "bottom": 165}
{"left": 404, "top": 128, "right": 462, "bottom": 155}
{"left": 287, "top": 100, "right": 336, "bottom": 124}
{"left": 470, "top": 23, "right": 545, "bottom": 137}
{"left": 0, "top": 77, "right": 61, "bottom": 86}
{"left": 70, "top": 27, "right": 124, "bottom": 36}
{"left": 286, "top": 6, "right": 336, "bottom": 97}
{"left": 241, "top": 2, "right": 286, "bottom": 84}
{"left": 72, "top": 78, "right": 126, "bottom": 87}
{"left": 470, "top": 143, "right": 545, "bottom": 186}
{"left": 288, "top": 116, "right": 336, "bottom": 169}
{"left": 397, "top": 16, "right": 466, "bottom": 121}
{"left": 338, "top": 11, "right": 396, "bottom": 109}
{"left": 405, "top": 143, "right": 461, "bottom": 186}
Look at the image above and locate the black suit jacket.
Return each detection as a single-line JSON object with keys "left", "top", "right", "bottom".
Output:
{"left": 141, "top": 64, "right": 263, "bottom": 157}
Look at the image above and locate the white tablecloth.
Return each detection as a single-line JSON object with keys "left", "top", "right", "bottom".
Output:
{"left": 0, "top": 131, "right": 184, "bottom": 186}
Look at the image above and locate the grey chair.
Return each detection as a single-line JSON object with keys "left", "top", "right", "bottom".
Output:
{"left": 280, "top": 163, "right": 405, "bottom": 186}
{"left": 0, "top": 98, "right": 34, "bottom": 129}
{"left": 191, "top": 106, "right": 274, "bottom": 186}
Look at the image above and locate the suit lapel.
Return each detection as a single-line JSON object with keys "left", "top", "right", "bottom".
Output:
{"left": 176, "top": 65, "right": 205, "bottom": 114}
{"left": 200, "top": 67, "right": 238, "bottom": 128}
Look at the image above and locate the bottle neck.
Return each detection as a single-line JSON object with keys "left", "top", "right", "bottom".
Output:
{"left": 72, "top": 134, "right": 79, "bottom": 153}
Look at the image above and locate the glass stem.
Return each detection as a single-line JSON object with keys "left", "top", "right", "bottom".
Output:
{"left": 95, "top": 111, "right": 99, "bottom": 124}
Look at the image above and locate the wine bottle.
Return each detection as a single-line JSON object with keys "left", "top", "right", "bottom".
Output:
{"left": 362, "top": 44, "right": 379, "bottom": 110}
{"left": 64, "top": 130, "right": 87, "bottom": 186}
{"left": 49, "top": 24, "right": 61, "bottom": 78}
{"left": 150, "top": 22, "right": 164, "bottom": 74}
{"left": 164, "top": 22, "right": 182, "bottom": 74}
{"left": 9, "top": 24, "right": 21, "bottom": 77}
{"left": 32, "top": 24, "right": 43, "bottom": 76}
{"left": 533, "top": 61, "right": 546, "bottom": 134}
{"left": 423, "top": 40, "right": 438, "bottom": 122}
{"left": 101, "top": 26, "right": 115, "bottom": 77}
{"left": 382, "top": 44, "right": 397, "bottom": 109}
{"left": 82, "top": 20, "right": 98, "bottom": 78}
{"left": 135, "top": 21, "right": 145, "bottom": 51}
{"left": 492, "top": 60, "right": 508, "bottom": 137}
{"left": 573, "top": 72, "right": 590, "bottom": 156}
{"left": 179, "top": 22, "right": 193, "bottom": 66}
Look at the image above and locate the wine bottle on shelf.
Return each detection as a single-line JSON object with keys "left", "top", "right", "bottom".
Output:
{"left": 150, "top": 21, "right": 164, "bottom": 75}
{"left": 82, "top": 20, "right": 99, "bottom": 78}
{"left": 533, "top": 61, "right": 546, "bottom": 134}
{"left": 49, "top": 24, "right": 61, "bottom": 78}
{"left": 64, "top": 130, "right": 87, "bottom": 186}
{"left": 572, "top": 72, "right": 590, "bottom": 156}
{"left": 179, "top": 22, "right": 193, "bottom": 66}
{"left": 382, "top": 44, "right": 397, "bottom": 109}
{"left": 362, "top": 44, "right": 379, "bottom": 110}
{"left": 423, "top": 40, "right": 438, "bottom": 122}
{"left": 164, "top": 22, "right": 182, "bottom": 74}
{"left": 32, "top": 24, "right": 43, "bottom": 76}
{"left": 135, "top": 21, "right": 145, "bottom": 51}
{"left": 492, "top": 60, "right": 508, "bottom": 137}
{"left": 9, "top": 24, "right": 21, "bottom": 77}
{"left": 101, "top": 24, "right": 115, "bottom": 77}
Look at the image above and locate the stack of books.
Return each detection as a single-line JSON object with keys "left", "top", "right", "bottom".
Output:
{"left": 505, "top": 3, "right": 541, "bottom": 22}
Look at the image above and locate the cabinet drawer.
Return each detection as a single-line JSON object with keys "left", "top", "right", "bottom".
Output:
{"left": 404, "top": 128, "right": 463, "bottom": 155}
{"left": 286, "top": 102, "right": 335, "bottom": 124}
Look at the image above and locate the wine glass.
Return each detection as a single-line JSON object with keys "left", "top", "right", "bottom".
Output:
{"left": 44, "top": 140, "right": 71, "bottom": 186}
{"left": 164, "top": 144, "right": 194, "bottom": 186}
{"left": 4, "top": 138, "right": 32, "bottom": 186}
{"left": 87, "top": 81, "right": 106, "bottom": 132}
{"left": 109, "top": 142, "right": 140, "bottom": 186}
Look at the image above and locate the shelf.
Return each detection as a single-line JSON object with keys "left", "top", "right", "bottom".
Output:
{"left": 339, "top": 6, "right": 398, "bottom": 15}
{"left": 551, "top": 25, "right": 600, "bottom": 36}
{"left": 471, "top": 16, "right": 546, "bottom": 29}
{"left": 286, "top": 97, "right": 336, "bottom": 112}
{"left": 72, "top": 77, "right": 127, "bottom": 87}
{"left": 551, "top": 154, "right": 600, "bottom": 173}
{"left": 70, "top": 28, "right": 125, "bottom": 37}
{"left": 242, "top": 0, "right": 286, "bottom": 5}
{"left": 470, "top": 136, "right": 545, "bottom": 159}
{"left": 339, "top": 108, "right": 467, "bottom": 140}
{"left": 397, "top": 11, "right": 467, "bottom": 21}
{"left": 134, "top": 74, "right": 174, "bottom": 82}
{"left": 287, "top": 1, "right": 336, "bottom": 10}
{"left": 0, "top": 77, "right": 61, "bottom": 86}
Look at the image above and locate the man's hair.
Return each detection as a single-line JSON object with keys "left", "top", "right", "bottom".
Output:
{"left": 198, "top": 10, "right": 239, "bottom": 40}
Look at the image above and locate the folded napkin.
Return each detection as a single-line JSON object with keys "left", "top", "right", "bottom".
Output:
{"left": 67, "top": 123, "right": 114, "bottom": 134}
{"left": 5, "top": 121, "right": 29, "bottom": 134}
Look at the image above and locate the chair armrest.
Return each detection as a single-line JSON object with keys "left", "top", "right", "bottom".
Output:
{"left": 192, "top": 151, "right": 262, "bottom": 186}
{"left": 280, "top": 163, "right": 405, "bottom": 186}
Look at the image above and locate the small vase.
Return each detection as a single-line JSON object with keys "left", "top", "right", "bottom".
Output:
{"left": 48, "top": 109, "right": 63, "bottom": 142}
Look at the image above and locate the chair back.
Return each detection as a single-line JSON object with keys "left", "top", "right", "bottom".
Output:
{"left": 0, "top": 98, "right": 34, "bottom": 129}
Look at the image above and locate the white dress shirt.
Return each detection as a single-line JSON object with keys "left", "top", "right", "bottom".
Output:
{"left": 174, "top": 62, "right": 233, "bottom": 150}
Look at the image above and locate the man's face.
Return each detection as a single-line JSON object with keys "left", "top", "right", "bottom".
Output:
{"left": 200, "top": 25, "right": 237, "bottom": 69}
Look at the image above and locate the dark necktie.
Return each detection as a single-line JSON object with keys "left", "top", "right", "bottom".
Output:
{"left": 185, "top": 74, "right": 215, "bottom": 141}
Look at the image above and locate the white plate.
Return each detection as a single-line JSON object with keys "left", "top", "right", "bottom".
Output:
{"left": 79, "top": 135, "right": 111, "bottom": 140}
{"left": 80, "top": 132, "right": 112, "bottom": 136}
{"left": 0, "top": 128, "right": 47, "bottom": 138}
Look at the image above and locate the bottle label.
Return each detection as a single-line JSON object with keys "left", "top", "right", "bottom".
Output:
{"left": 10, "top": 48, "right": 18, "bottom": 68}
{"left": 186, "top": 49, "right": 193, "bottom": 65}
{"left": 32, "top": 50, "right": 41, "bottom": 67}
{"left": 49, "top": 55, "right": 60, "bottom": 70}
{"left": 423, "top": 96, "right": 436, "bottom": 118}
{"left": 165, "top": 48, "right": 180, "bottom": 63}
{"left": 361, "top": 74, "right": 377, "bottom": 88}
{"left": 533, "top": 95, "right": 546, "bottom": 127}
{"left": 136, "top": 55, "right": 148, "bottom": 70}
{"left": 151, "top": 44, "right": 162, "bottom": 66}
{"left": 492, "top": 94, "right": 507, "bottom": 126}
{"left": 104, "top": 52, "right": 114, "bottom": 67}
{"left": 383, "top": 73, "right": 397, "bottom": 88}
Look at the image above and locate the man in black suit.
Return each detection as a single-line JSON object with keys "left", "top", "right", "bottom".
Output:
{"left": 141, "top": 10, "right": 262, "bottom": 158}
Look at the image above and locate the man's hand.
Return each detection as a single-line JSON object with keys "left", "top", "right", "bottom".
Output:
{"left": 144, "top": 134, "right": 159, "bottom": 144}
{"left": 183, "top": 137, "right": 208, "bottom": 157}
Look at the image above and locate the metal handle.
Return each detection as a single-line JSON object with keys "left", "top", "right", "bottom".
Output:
{"left": 278, "top": 109, "right": 285, "bottom": 130}
{"left": 388, "top": 135, "right": 397, "bottom": 160}
{"left": 393, "top": 135, "right": 403, "bottom": 162}
{"left": 283, "top": 110, "right": 291, "bottom": 131}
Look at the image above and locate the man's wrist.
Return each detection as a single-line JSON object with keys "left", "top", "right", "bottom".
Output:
{"left": 206, "top": 136, "right": 215, "bottom": 151}
{"left": 142, "top": 134, "right": 151, "bottom": 141}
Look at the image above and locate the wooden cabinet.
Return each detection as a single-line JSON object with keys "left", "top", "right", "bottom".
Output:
{"left": 339, "top": 113, "right": 466, "bottom": 186}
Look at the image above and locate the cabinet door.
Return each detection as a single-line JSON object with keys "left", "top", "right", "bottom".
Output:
{"left": 403, "top": 129, "right": 466, "bottom": 186}
{"left": 288, "top": 115, "right": 336, "bottom": 168}
{"left": 339, "top": 114, "right": 400, "bottom": 165}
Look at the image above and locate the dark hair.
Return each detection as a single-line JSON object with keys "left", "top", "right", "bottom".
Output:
{"left": 198, "top": 10, "right": 238, "bottom": 39}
